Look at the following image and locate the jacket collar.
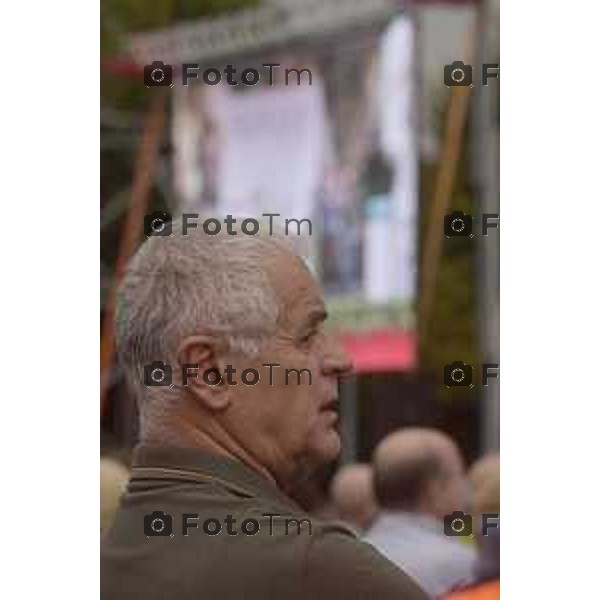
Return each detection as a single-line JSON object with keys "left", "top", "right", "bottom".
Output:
{"left": 131, "top": 445, "right": 301, "bottom": 510}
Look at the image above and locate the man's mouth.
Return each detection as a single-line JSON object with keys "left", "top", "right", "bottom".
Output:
{"left": 321, "top": 398, "right": 340, "bottom": 414}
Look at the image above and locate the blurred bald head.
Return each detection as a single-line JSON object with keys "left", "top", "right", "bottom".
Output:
{"left": 101, "top": 458, "right": 129, "bottom": 533}
{"left": 373, "top": 428, "right": 468, "bottom": 521}
{"left": 330, "top": 463, "right": 378, "bottom": 532}
{"left": 469, "top": 453, "right": 500, "bottom": 515}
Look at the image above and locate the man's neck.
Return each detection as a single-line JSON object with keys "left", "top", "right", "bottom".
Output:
{"left": 143, "top": 416, "right": 280, "bottom": 489}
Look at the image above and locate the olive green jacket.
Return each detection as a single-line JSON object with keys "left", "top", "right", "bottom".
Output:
{"left": 101, "top": 446, "right": 429, "bottom": 600}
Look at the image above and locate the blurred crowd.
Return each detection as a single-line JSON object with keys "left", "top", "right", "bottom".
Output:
{"left": 102, "top": 428, "right": 499, "bottom": 600}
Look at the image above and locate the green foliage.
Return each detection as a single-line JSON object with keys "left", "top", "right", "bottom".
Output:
{"left": 101, "top": 0, "right": 260, "bottom": 111}
{"left": 101, "top": 0, "right": 260, "bottom": 53}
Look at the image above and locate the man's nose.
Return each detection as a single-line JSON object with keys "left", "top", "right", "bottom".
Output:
{"left": 321, "top": 334, "right": 354, "bottom": 377}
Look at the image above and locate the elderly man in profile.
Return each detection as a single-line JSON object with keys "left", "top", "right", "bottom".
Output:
{"left": 101, "top": 220, "right": 428, "bottom": 600}
{"left": 366, "top": 428, "right": 476, "bottom": 598}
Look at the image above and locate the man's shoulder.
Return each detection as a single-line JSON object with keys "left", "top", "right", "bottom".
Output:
{"left": 231, "top": 511, "right": 427, "bottom": 598}
{"left": 368, "top": 512, "right": 476, "bottom": 562}
{"left": 252, "top": 509, "right": 358, "bottom": 538}
{"left": 302, "top": 522, "right": 430, "bottom": 600}
{"left": 233, "top": 509, "right": 358, "bottom": 562}
{"left": 421, "top": 528, "right": 476, "bottom": 568}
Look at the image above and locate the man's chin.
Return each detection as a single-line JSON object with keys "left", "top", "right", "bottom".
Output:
{"left": 311, "top": 428, "right": 342, "bottom": 465}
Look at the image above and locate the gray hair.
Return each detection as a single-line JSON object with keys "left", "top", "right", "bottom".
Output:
{"left": 115, "top": 218, "right": 298, "bottom": 433}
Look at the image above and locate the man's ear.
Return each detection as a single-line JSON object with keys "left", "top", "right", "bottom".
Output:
{"left": 176, "top": 335, "right": 230, "bottom": 410}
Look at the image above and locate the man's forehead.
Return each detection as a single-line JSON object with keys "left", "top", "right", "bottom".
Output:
{"left": 262, "top": 248, "right": 325, "bottom": 319}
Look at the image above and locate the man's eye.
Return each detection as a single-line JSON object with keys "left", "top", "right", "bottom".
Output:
{"left": 300, "top": 331, "right": 315, "bottom": 344}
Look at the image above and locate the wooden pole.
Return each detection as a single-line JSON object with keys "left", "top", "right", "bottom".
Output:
{"left": 419, "top": 30, "right": 476, "bottom": 346}
{"left": 100, "top": 91, "right": 167, "bottom": 416}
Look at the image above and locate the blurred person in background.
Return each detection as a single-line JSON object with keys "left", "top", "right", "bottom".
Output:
{"left": 101, "top": 222, "right": 428, "bottom": 600}
{"left": 366, "top": 428, "right": 476, "bottom": 598}
{"left": 100, "top": 457, "right": 129, "bottom": 534}
{"left": 445, "top": 455, "right": 500, "bottom": 600}
{"left": 468, "top": 454, "right": 500, "bottom": 503}
{"left": 329, "top": 463, "right": 378, "bottom": 533}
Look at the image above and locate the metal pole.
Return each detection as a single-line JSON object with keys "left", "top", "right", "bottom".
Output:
{"left": 472, "top": 0, "right": 500, "bottom": 452}
{"left": 340, "top": 375, "right": 358, "bottom": 464}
